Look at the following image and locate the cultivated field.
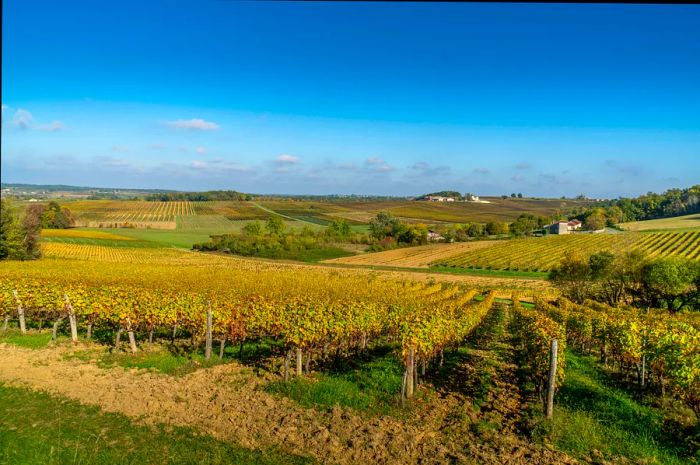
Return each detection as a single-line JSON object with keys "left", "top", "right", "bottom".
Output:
{"left": 620, "top": 212, "right": 700, "bottom": 231}
{"left": 434, "top": 231, "right": 700, "bottom": 272}
{"left": 59, "top": 197, "right": 595, "bottom": 231}
{"left": 325, "top": 241, "right": 497, "bottom": 268}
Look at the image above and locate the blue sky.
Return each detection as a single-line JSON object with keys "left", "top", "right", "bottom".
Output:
{"left": 2, "top": 1, "right": 699, "bottom": 197}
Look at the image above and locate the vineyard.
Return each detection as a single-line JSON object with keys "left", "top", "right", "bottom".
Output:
{"left": 0, "top": 251, "right": 698, "bottom": 464}
{"left": 325, "top": 241, "right": 497, "bottom": 268}
{"left": 434, "top": 231, "right": 700, "bottom": 272}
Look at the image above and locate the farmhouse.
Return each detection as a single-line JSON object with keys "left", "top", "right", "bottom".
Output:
{"left": 427, "top": 230, "right": 444, "bottom": 241}
{"left": 426, "top": 196, "right": 456, "bottom": 202}
{"left": 546, "top": 219, "right": 583, "bottom": 235}
{"left": 467, "top": 194, "right": 480, "bottom": 201}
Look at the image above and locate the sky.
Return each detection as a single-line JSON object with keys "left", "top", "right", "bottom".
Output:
{"left": 1, "top": 1, "right": 699, "bottom": 198}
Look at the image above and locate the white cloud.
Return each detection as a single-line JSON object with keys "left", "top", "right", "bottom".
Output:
{"left": 93, "top": 156, "right": 131, "bottom": 168}
{"left": 191, "top": 160, "right": 208, "bottom": 169}
{"left": 36, "top": 121, "right": 64, "bottom": 132}
{"left": 473, "top": 168, "right": 490, "bottom": 175}
{"left": 195, "top": 146, "right": 206, "bottom": 155}
{"left": 111, "top": 145, "right": 129, "bottom": 153}
{"left": 275, "top": 154, "right": 301, "bottom": 165}
{"left": 364, "top": 156, "right": 394, "bottom": 173}
{"left": 12, "top": 109, "right": 34, "bottom": 130}
{"left": 166, "top": 118, "right": 220, "bottom": 131}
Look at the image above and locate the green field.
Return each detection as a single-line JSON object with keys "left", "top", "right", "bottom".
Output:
{"left": 435, "top": 231, "right": 700, "bottom": 272}
{"left": 620, "top": 212, "right": 700, "bottom": 231}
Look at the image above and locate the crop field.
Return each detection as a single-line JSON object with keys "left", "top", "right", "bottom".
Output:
{"left": 620, "top": 212, "right": 700, "bottom": 231}
{"left": 434, "top": 231, "right": 700, "bottom": 272}
{"left": 66, "top": 200, "right": 195, "bottom": 228}
{"left": 40, "top": 229, "right": 136, "bottom": 241}
{"left": 324, "top": 241, "right": 498, "bottom": 268}
{"left": 327, "top": 197, "right": 593, "bottom": 224}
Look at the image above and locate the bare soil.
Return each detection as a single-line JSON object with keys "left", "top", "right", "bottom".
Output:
{"left": 0, "top": 339, "right": 576, "bottom": 465}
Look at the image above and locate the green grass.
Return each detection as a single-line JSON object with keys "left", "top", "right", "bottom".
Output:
{"left": 265, "top": 345, "right": 407, "bottom": 416}
{"left": 0, "top": 329, "right": 66, "bottom": 349}
{"left": 535, "top": 351, "right": 696, "bottom": 465}
{"left": 0, "top": 383, "right": 315, "bottom": 465}
{"left": 429, "top": 265, "right": 548, "bottom": 279}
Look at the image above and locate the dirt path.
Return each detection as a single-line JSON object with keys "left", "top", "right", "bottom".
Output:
{"left": 429, "top": 305, "right": 578, "bottom": 464}
{"left": 0, "top": 323, "right": 574, "bottom": 465}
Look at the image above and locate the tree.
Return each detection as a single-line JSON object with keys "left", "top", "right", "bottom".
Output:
{"left": 639, "top": 258, "right": 700, "bottom": 312}
{"left": 510, "top": 214, "right": 539, "bottom": 237}
{"left": 549, "top": 252, "right": 593, "bottom": 303}
{"left": 369, "top": 211, "right": 403, "bottom": 241}
{"left": 243, "top": 220, "right": 263, "bottom": 237}
{"left": 327, "top": 218, "right": 351, "bottom": 238}
{"left": 467, "top": 223, "right": 484, "bottom": 238}
{"left": 0, "top": 199, "right": 42, "bottom": 260}
{"left": 510, "top": 193, "right": 517, "bottom": 198}
{"left": 485, "top": 221, "right": 509, "bottom": 236}
{"left": 265, "top": 216, "right": 285, "bottom": 236}
{"left": 40, "top": 201, "right": 75, "bottom": 229}
{"left": 517, "top": 193, "right": 523, "bottom": 198}
{"left": 584, "top": 208, "right": 607, "bottom": 231}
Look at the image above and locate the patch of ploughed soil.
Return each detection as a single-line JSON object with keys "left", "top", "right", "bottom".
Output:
{"left": 0, "top": 340, "right": 577, "bottom": 465}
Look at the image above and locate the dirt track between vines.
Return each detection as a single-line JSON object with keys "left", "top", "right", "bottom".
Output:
{"left": 0, "top": 341, "right": 576, "bottom": 465}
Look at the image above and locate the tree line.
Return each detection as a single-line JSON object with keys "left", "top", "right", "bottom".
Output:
{"left": 550, "top": 250, "right": 699, "bottom": 313}
{"left": 144, "top": 190, "right": 252, "bottom": 201}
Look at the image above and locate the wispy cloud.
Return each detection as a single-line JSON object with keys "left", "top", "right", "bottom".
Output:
{"left": 195, "top": 146, "right": 206, "bottom": 155}
{"left": 93, "top": 155, "right": 132, "bottom": 168}
{"left": 364, "top": 156, "right": 394, "bottom": 173}
{"left": 35, "top": 121, "right": 65, "bottom": 132}
{"left": 515, "top": 162, "right": 532, "bottom": 170}
{"left": 473, "top": 168, "right": 490, "bottom": 175}
{"left": 111, "top": 145, "right": 129, "bottom": 153}
{"left": 166, "top": 118, "right": 220, "bottom": 131}
{"left": 12, "top": 109, "right": 34, "bottom": 130}
{"left": 409, "top": 161, "right": 450, "bottom": 177}
{"left": 275, "top": 154, "right": 301, "bottom": 165}
{"left": 604, "top": 160, "right": 644, "bottom": 177}
{"left": 191, "top": 160, "right": 208, "bottom": 169}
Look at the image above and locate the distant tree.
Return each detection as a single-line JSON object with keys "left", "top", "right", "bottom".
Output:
{"left": 40, "top": 201, "right": 75, "bottom": 229}
{"left": 467, "top": 223, "right": 484, "bottom": 238}
{"left": 243, "top": 220, "right": 263, "bottom": 237}
{"left": 265, "top": 216, "right": 286, "bottom": 236}
{"left": 549, "top": 252, "right": 593, "bottom": 303}
{"left": 510, "top": 193, "right": 517, "bottom": 198}
{"left": 584, "top": 208, "right": 607, "bottom": 231}
{"left": 485, "top": 221, "right": 509, "bottom": 236}
{"left": 517, "top": 193, "right": 523, "bottom": 198}
{"left": 1, "top": 199, "right": 43, "bottom": 260}
{"left": 501, "top": 195, "right": 508, "bottom": 199}
{"left": 509, "top": 214, "right": 539, "bottom": 237}
{"left": 326, "top": 218, "right": 351, "bottom": 238}
{"left": 369, "top": 211, "right": 403, "bottom": 241}
{"left": 605, "top": 206, "right": 625, "bottom": 225}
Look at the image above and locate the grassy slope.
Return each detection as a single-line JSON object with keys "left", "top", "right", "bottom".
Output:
{"left": 534, "top": 351, "right": 695, "bottom": 465}
{"left": 0, "top": 383, "right": 314, "bottom": 465}
{"left": 620, "top": 212, "right": 700, "bottom": 231}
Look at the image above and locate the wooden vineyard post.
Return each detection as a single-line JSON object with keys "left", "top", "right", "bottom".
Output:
{"left": 296, "top": 347, "right": 303, "bottom": 376}
{"left": 219, "top": 337, "right": 226, "bottom": 360}
{"left": 205, "top": 302, "right": 213, "bottom": 360}
{"left": 406, "top": 346, "right": 415, "bottom": 399}
{"left": 2, "top": 314, "right": 9, "bottom": 334}
{"left": 125, "top": 318, "right": 138, "bottom": 354}
{"left": 13, "top": 290, "right": 26, "bottom": 334}
{"left": 545, "top": 339, "right": 558, "bottom": 419}
{"left": 64, "top": 294, "right": 79, "bottom": 343}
